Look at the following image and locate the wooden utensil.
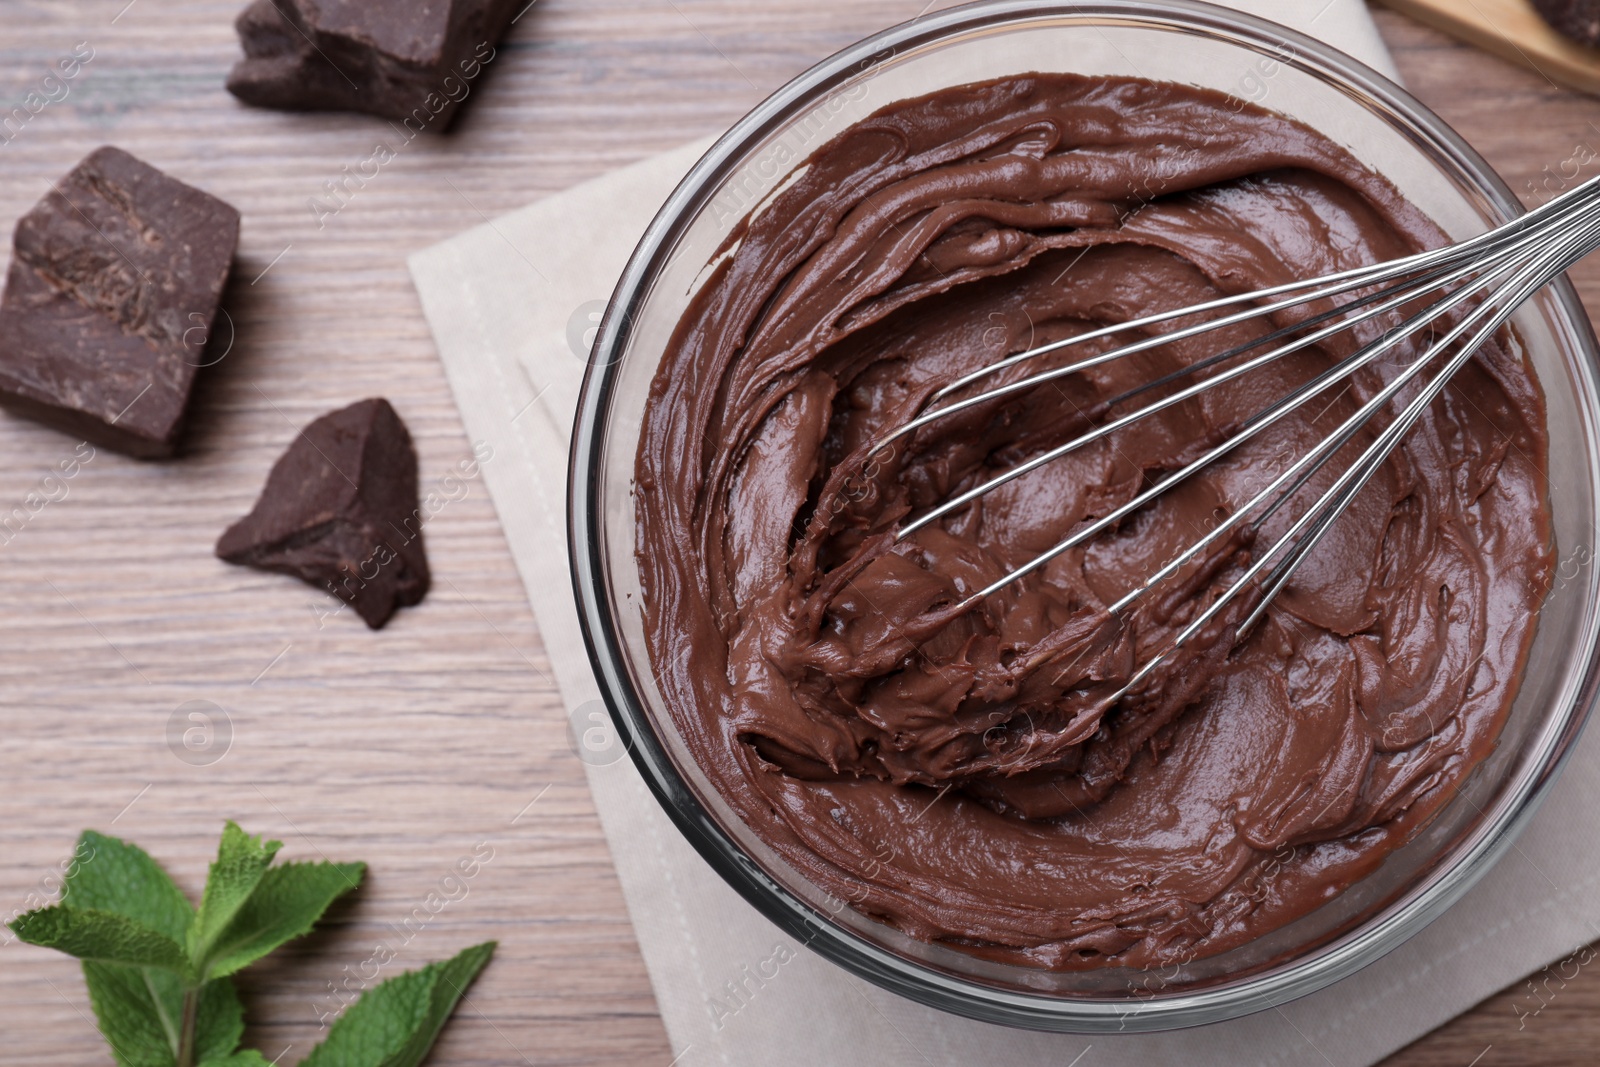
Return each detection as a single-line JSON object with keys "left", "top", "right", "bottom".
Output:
{"left": 1376, "top": 0, "right": 1600, "bottom": 94}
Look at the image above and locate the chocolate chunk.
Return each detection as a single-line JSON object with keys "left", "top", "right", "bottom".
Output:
{"left": 217, "top": 398, "right": 429, "bottom": 629}
{"left": 1531, "top": 0, "right": 1600, "bottom": 47}
{"left": 0, "top": 146, "right": 240, "bottom": 457}
{"left": 226, "top": 0, "right": 521, "bottom": 130}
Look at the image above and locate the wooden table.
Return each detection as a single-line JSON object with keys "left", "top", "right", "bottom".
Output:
{"left": 0, "top": 2, "right": 1594, "bottom": 1064}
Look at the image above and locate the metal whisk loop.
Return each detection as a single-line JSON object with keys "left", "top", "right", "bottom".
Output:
{"left": 1239, "top": 210, "right": 1600, "bottom": 628}
{"left": 1091, "top": 220, "right": 1576, "bottom": 614}
{"left": 873, "top": 172, "right": 1600, "bottom": 700}
{"left": 908, "top": 210, "right": 1578, "bottom": 546}
{"left": 1114, "top": 210, "right": 1600, "bottom": 704}
{"left": 893, "top": 172, "right": 1600, "bottom": 429}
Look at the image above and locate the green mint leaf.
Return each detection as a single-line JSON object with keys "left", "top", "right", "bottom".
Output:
{"left": 189, "top": 822, "right": 283, "bottom": 970}
{"left": 81, "top": 961, "right": 183, "bottom": 1067}
{"left": 199, "top": 1052, "right": 274, "bottom": 1067}
{"left": 301, "top": 941, "right": 496, "bottom": 1067}
{"left": 192, "top": 977, "right": 247, "bottom": 1062}
{"left": 203, "top": 860, "right": 365, "bottom": 980}
{"left": 62, "top": 830, "right": 194, "bottom": 941}
{"left": 82, "top": 964, "right": 244, "bottom": 1067}
{"left": 10, "top": 906, "right": 193, "bottom": 977}
{"left": 55, "top": 832, "right": 218, "bottom": 1066}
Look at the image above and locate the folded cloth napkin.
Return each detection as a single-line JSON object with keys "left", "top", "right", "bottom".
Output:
{"left": 410, "top": 3, "right": 1600, "bottom": 1062}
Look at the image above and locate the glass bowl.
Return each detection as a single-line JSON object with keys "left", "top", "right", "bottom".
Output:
{"left": 568, "top": 0, "right": 1600, "bottom": 1032}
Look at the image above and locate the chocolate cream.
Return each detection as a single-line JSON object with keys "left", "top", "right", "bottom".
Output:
{"left": 633, "top": 74, "right": 1552, "bottom": 970}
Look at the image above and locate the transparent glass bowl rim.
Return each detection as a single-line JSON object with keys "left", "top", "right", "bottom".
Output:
{"left": 568, "top": 0, "right": 1600, "bottom": 1032}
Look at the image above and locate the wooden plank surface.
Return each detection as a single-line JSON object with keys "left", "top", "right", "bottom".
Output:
{"left": 1376, "top": 0, "right": 1600, "bottom": 96}
{"left": 0, "top": 2, "right": 1596, "bottom": 1065}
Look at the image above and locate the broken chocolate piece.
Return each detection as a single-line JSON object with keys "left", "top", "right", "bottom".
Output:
{"left": 217, "top": 398, "right": 429, "bottom": 629}
{"left": 226, "top": 0, "right": 521, "bottom": 130}
{"left": 0, "top": 146, "right": 240, "bottom": 457}
{"left": 1531, "top": 0, "right": 1600, "bottom": 47}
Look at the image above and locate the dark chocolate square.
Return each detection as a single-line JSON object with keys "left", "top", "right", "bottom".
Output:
{"left": 0, "top": 146, "right": 240, "bottom": 457}
{"left": 226, "top": 0, "right": 525, "bottom": 131}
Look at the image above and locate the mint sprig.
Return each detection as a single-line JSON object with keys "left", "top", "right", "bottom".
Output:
{"left": 10, "top": 823, "right": 495, "bottom": 1067}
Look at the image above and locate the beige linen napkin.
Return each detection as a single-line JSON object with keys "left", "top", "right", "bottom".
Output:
{"left": 410, "top": 4, "right": 1600, "bottom": 1062}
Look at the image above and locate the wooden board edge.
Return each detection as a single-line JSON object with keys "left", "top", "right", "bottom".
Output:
{"left": 1374, "top": 0, "right": 1600, "bottom": 95}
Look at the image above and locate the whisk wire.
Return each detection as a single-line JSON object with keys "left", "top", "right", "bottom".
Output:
{"left": 1114, "top": 205, "right": 1600, "bottom": 701}
{"left": 907, "top": 216, "right": 1568, "bottom": 544}
{"left": 1238, "top": 209, "right": 1600, "bottom": 634}
{"left": 871, "top": 174, "right": 1600, "bottom": 699}
{"left": 911, "top": 173, "right": 1600, "bottom": 416}
{"left": 1100, "top": 231, "right": 1561, "bottom": 614}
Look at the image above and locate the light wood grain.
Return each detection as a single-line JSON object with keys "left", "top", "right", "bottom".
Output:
{"left": 1376, "top": 0, "right": 1600, "bottom": 95}
{"left": 0, "top": 2, "right": 1598, "bottom": 1065}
